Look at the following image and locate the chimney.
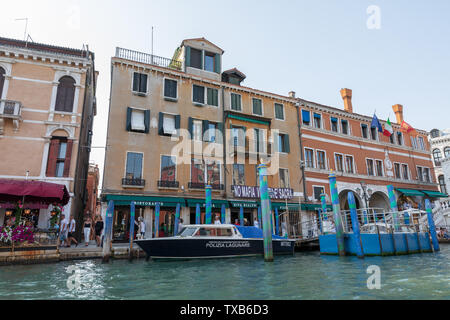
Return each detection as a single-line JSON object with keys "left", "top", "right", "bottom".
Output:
{"left": 288, "top": 91, "right": 296, "bottom": 98}
{"left": 340, "top": 88, "right": 353, "bottom": 113}
{"left": 392, "top": 104, "right": 404, "bottom": 124}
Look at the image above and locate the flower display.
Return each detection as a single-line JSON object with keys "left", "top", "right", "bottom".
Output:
{"left": 0, "top": 222, "right": 34, "bottom": 245}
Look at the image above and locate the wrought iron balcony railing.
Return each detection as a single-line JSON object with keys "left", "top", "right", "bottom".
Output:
{"left": 188, "top": 182, "right": 224, "bottom": 190}
{"left": 158, "top": 180, "right": 179, "bottom": 189}
{"left": 122, "top": 178, "right": 146, "bottom": 187}
{"left": 116, "top": 47, "right": 182, "bottom": 71}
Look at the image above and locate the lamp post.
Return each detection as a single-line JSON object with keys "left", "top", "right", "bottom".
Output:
{"left": 360, "top": 181, "right": 369, "bottom": 209}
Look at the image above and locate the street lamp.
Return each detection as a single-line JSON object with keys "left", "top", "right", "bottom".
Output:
{"left": 360, "top": 181, "right": 369, "bottom": 208}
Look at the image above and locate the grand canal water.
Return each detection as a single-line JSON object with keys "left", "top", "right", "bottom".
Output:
{"left": 1, "top": 244, "right": 449, "bottom": 300}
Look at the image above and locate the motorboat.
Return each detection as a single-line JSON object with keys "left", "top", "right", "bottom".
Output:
{"left": 134, "top": 224, "right": 296, "bottom": 260}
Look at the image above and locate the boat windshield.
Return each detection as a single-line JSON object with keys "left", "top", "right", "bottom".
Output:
{"left": 179, "top": 227, "right": 198, "bottom": 237}
{"left": 193, "top": 227, "right": 233, "bottom": 237}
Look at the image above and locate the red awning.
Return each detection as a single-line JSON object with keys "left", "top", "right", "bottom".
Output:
{"left": 0, "top": 179, "right": 70, "bottom": 206}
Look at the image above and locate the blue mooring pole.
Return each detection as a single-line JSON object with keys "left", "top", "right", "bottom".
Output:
{"left": 174, "top": 203, "right": 181, "bottom": 235}
{"left": 129, "top": 201, "right": 136, "bottom": 260}
{"left": 329, "top": 172, "right": 345, "bottom": 256}
{"left": 195, "top": 203, "right": 201, "bottom": 225}
{"left": 387, "top": 185, "right": 400, "bottom": 232}
{"left": 239, "top": 206, "right": 244, "bottom": 227}
{"left": 154, "top": 202, "right": 160, "bottom": 238}
{"left": 275, "top": 208, "right": 280, "bottom": 236}
{"left": 258, "top": 164, "right": 274, "bottom": 262}
{"left": 348, "top": 192, "right": 364, "bottom": 259}
{"left": 102, "top": 200, "right": 114, "bottom": 263}
{"left": 425, "top": 199, "right": 440, "bottom": 252}
{"left": 258, "top": 206, "right": 262, "bottom": 229}
{"left": 205, "top": 185, "right": 212, "bottom": 224}
{"left": 221, "top": 204, "right": 226, "bottom": 224}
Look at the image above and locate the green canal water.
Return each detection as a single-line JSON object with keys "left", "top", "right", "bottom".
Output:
{"left": 1, "top": 244, "right": 449, "bottom": 300}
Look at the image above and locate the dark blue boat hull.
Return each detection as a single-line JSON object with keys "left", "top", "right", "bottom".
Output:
{"left": 135, "top": 238, "right": 295, "bottom": 260}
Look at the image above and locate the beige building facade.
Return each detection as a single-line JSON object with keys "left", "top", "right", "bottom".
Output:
{"left": 0, "top": 37, "right": 97, "bottom": 234}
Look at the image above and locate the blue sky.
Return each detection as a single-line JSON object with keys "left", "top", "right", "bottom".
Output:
{"left": 3, "top": 0, "right": 450, "bottom": 181}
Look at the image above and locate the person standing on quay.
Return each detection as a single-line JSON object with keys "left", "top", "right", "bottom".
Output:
{"left": 59, "top": 214, "right": 68, "bottom": 247}
{"left": 253, "top": 217, "right": 259, "bottom": 229}
{"left": 67, "top": 215, "right": 78, "bottom": 247}
{"left": 83, "top": 217, "right": 92, "bottom": 246}
{"left": 94, "top": 215, "right": 104, "bottom": 247}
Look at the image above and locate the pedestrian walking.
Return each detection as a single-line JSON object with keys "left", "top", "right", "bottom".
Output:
{"left": 67, "top": 215, "right": 78, "bottom": 247}
{"left": 138, "top": 217, "right": 146, "bottom": 239}
{"left": 83, "top": 217, "right": 92, "bottom": 246}
{"left": 59, "top": 214, "right": 68, "bottom": 247}
{"left": 94, "top": 215, "right": 104, "bottom": 247}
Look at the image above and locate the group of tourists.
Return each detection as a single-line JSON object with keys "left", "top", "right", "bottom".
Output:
{"left": 58, "top": 214, "right": 104, "bottom": 248}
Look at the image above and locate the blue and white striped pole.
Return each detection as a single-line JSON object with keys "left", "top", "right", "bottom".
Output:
{"left": 348, "top": 192, "right": 364, "bottom": 258}
{"left": 329, "top": 172, "right": 345, "bottom": 256}
{"left": 425, "top": 199, "right": 440, "bottom": 252}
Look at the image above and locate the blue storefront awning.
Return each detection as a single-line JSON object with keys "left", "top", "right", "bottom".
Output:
{"left": 421, "top": 190, "right": 448, "bottom": 198}
{"left": 395, "top": 188, "right": 426, "bottom": 197}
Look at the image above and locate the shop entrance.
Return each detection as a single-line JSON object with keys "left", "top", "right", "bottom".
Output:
{"left": 113, "top": 206, "right": 144, "bottom": 242}
{"left": 189, "top": 208, "right": 223, "bottom": 225}
{"left": 231, "top": 208, "right": 253, "bottom": 226}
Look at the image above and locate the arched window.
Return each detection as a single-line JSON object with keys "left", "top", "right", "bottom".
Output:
{"left": 433, "top": 149, "right": 442, "bottom": 166}
{"left": 55, "top": 76, "right": 76, "bottom": 112}
{"left": 0, "top": 67, "right": 5, "bottom": 99}
{"left": 445, "top": 147, "right": 450, "bottom": 158}
{"left": 438, "top": 175, "right": 447, "bottom": 195}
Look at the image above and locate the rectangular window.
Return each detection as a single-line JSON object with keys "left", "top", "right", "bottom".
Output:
{"left": 190, "top": 48, "right": 202, "bottom": 69}
{"left": 317, "top": 151, "right": 326, "bottom": 170}
{"left": 335, "top": 154, "right": 344, "bottom": 172}
{"left": 417, "top": 166, "right": 424, "bottom": 182}
{"left": 131, "top": 109, "right": 146, "bottom": 132}
{"left": 370, "top": 127, "right": 378, "bottom": 141}
{"left": 390, "top": 134, "right": 395, "bottom": 144}
{"left": 252, "top": 98, "right": 263, "bottom": 115}
{"left": 47, "top": 138, "right": 72, "bottom": 178}
{"left": 204, "top": 52, "right": 215, "bottom": 72}
{"left": 278, "top": 133, "right": 290, "bottom": 153}
{"left": 376, "top": 160, "right": 383, "bottom": 177}
{"left": 305, "top": 148, "right": 315, "bottom": 168}
{"left": 163, "top": 114, "right": 177, "bottom": 135}
{"left": 55, "top": 141, "right": 67, "bottom": 178}
{"left": 361, "top": 124, "right": 368, "bottom": 139}
{"left": 126, "top": 152, "right": 143, "bottom": 180}
{"left": 411, "top": 136, "right": 418, "bottom": 149}
{"left": 231, "top": 126, "right": 245, "bottom": 147}
{"left": 206, "top": 162, "right": 221, "bottom": 186}
{"left": 418, "top": 136, "right": 425, "bottom": 150}
{"left": 275, "top": 103, "right": 284, "bottom": 120}
{"left": 424, "top": 168, "right": 431, "bottom": 183}
{"left": 394, "top": 163, "right": 401, "bottom": 179}
{"left": 191, "top": 158, "right": 205, "bottom": 184}
{"left": 253, "top": 128, "right": 267, "bottom": 153}
{"left": 132, "top": 72, "right": 148, "bottom": 94}
{"left": 345, "top": 155, "right": 354, "bottom": 174}
{"left": 302, "top": 110, "right": 310, "bottom": 126}
{"left": 341, "top": 120, "right": 349, "bottom": 135}
{"left": 331, "top": 118, "right": 338, "bottom": 132}
{"left": 160, "top": 155, "right": 176, "bottom": 182}
{"left": 279, "top": 169, "right": 290, "bottom": 188}
{"left": 232, "top": 164, "right": 245, "bottom": 185}
{"left": 367, "top": 159, "right": 374, "bottom": 176}
{"left": 402, "top": 164, "right": 409, "bottom": 180}
{"left": 208, "top": 122, "right": 218, "bottom": 143}
{"left": 193, "top": 85, "right": 205, "bottom": 104}
{"left": 164, "top": 79, "right": 177, "bottom": 99}
{"left": 397, "top": 132, "right": 403, "bottom": 145}
{"left": 192, "top": 119, "right": 202, "bottom": 141}
{"left": 207, "top": 88, "right": 219, "bottom": 107}
{"left": 313, "top": 186, "right": 325, "bottom": 202}
{"left": 313, "top": 113, "right": 321, "bottom": 128}
{"left": 231, "top": 93, "right": 242, "bottom": 111}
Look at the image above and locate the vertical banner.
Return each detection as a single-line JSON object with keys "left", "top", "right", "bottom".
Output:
{"left": 258, "top": 164, "right": 274, "bottom": 262}
{"left": 205, "top": 185, "right": 212, "bottom": 224}
{"left": 425, "top": 199, "right": 440, "bottom": 252}
{"left": 154, "top": 202, "right": 160, "bottom": 238}
{"left": 328, "top": 172, "right": 345, "bottom": 256}
{"left": 221, "top": 204, "right": 226, "bottom": 224}
{"left": 196, "top": 203, "right": 201, "bottom": 225}
{"left": 348, "top": 192, "right": 364, "bottom": 258}
{"left": 275, "top": 208, "right": 280, "bottom": 236}
{"left": 387, "top": 185, "right": 400, "bottom": 232}
{"left": 174, "top": 203, "right": 181, "bottom": 235}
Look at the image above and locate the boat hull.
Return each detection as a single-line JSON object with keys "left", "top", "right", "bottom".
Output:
{"left": 135, "top": 238, "right": 295, "bottom": 260}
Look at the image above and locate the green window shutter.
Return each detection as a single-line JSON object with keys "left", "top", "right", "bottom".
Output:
{"left": 214, "top": 89, "right": 219, "bottom": 106}
{"left": 284, "top": 134, "right": 290, "bottom": 153}
{"left": 217, "top": 123, "right": 224, "bottom": 144}
{"left": 144, "top": 110, "right": 150, "bottom": 133}
{"left": 202, "top": 120, "right": 210, "bottom": 141}
{"left": 215, "top": 54, "right": 221, "bottom": 74}
{"left": 126, "top": 107, "right": 132, "bottom": 131}
{"left": 132, "top": 73, "right": 139, "bottom": 92}
{"left": 158, "top": 112, "right": 164, "bottom": 136}
{"left": 185, "top": 46, "right": 191, "bottom": 67}
{"left": 188, "top": 117, "right": 193, "bottom": 138}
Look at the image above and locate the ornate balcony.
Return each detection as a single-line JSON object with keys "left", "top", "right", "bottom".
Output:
{"left": 0, "top": 100, "right": 22, "bottom": 134}
{"left": 157, "top": 180, "right": 179, "bottom": 189}
{"left": 122, "top": 178, "right": 145, "bottom": 188}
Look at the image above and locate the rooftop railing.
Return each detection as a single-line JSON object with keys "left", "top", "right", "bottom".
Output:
{"left": 115, "top": 47, "right": 182, "bottom": 71}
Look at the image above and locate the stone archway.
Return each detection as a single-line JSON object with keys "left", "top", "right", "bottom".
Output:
{"left": 338, "top": 189, "right": 362, "bottom": 211}
{"left": 368, "top": 191, "right": 390, "bottom": 211}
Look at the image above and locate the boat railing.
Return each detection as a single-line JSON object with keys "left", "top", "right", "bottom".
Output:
{"left": 319, "top": 207, "right": 431, "bottom": 236}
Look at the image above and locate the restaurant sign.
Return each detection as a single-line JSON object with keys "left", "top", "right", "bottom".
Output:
{"left": 232, "top": 185, "right": 294, "bottom": 200}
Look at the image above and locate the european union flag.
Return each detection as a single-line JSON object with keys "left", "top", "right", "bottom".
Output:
{"left": 371, "top": 114, "right": 383, "bottom": 133}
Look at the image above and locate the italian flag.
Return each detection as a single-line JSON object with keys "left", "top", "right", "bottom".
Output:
{"left": 383, "top": 118, "right": 393, "bottom": 137}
